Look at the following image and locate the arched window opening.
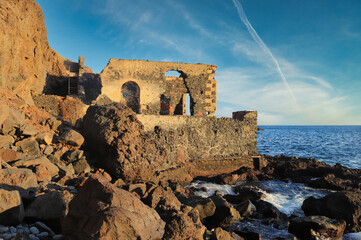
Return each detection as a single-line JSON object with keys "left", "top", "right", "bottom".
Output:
{"left": 121, "top": 81, "right": 140, "bottom": 113}
{"left": 165, "top": 70, "right": 181, "bottom": 77}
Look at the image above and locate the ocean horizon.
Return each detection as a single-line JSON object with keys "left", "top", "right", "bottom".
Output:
{"left": 257, "top": 125, "right": 361, "bottom": 169}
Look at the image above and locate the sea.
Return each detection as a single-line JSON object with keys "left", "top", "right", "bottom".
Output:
{"left": 189, "top": 125, "right": 361, "bottom": 239}
{"left": 257, "top": 125, "right": 361, "bottom": 169}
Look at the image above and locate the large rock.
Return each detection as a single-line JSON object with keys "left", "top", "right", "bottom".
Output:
{"left": 210, "top": 227, "right": 235, "bottom": 240}
{"left": 0, "top": 168, "right": 38, "bottom": 198}
{"left": 59, "top": 129, "right": 84, "bottom": 147}
{"left": 0, "top": 189, "right": 25, "bottom": 225}
{"left": 25, "top": 191, "right": 66, "bottom": 219}
{"left": 82, "top": 103, "right": 165, "bottom": 182}
{"left": 162, "top": 207, "right": 206, "bottom": 240}
{"left": 0, "top": 135, "right": 13, "bottom": 148}
{"left": 13, "top": 156, "right": 59, "bottom": 182}
{"left": 142, "top": 185, "right": 182, "bottom": 212}
{"left": 0, "top": 0, "right": 67, "bottom": 102}
{"left": 204, "top": 194, "right": 241, "bottom": 229}
{"left": 179, "top": 195, "right": 216, "bottom": 221}
{"left": 62, "top": 174, "right": 165, "bottom": 240}
{"left": 289, "top": 216, "right": 346, "bottom": 240}
{"left": 15, "top": 137, "right": 41, "bottom": 156}
{"left": 302, "top": 191, "right": 361, "bottom": 232}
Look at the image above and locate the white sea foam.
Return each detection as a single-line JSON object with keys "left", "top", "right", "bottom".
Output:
{"left": 187, "top": 181, "right": 235, "bottom": 198}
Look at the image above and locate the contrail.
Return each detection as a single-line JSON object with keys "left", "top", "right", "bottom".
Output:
{"left": 231, "top": 0, "right": 299, "bottom": 109}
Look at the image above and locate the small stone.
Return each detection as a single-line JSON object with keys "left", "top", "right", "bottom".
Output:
{"left": 29, "top": 234, "right": 40, "bottom": 240}
{"left": 36, "top": 232, "right": 49, "bottom": 238}
{"left": 52, "top": 234, "right": 65, "bottom": 240}
{"left": 9, "top": 227, "right": 16, "bottom": 234}
{"left": 2, "top": 233, "right": 11, "bottom": 240}
{"left": 17, "top": 228, "right": 24, "bottom": 235}
{"left": 30, "top": 226, "right": 39, "bottom": 235}
{"left": 43, "top": 146, "right": 53, "bottom": 155}
{"left": 0, "top": 227, "right": 8, "bottom": 233}
{"left": 24, "top": 227, "right": 30, "bottom": 234}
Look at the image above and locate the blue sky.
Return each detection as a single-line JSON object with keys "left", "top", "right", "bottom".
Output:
{"left": 36, "top": 0, "right": 361, "bottom": 125}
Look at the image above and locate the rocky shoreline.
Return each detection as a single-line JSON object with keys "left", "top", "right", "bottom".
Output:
{"left": 0, "top": 87, "right": 360, "bottom": 240}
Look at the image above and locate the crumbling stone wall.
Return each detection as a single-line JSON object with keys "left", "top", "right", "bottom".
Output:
{"left": 100, "top": 59, "right": 217, "bottom": 116}
{"left": 137, "top": 111, "right": 258, "bottom": 170}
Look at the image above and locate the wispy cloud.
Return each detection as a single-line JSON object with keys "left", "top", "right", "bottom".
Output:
{"left": 231, "top": 0, "right": 299, "bottom": 110}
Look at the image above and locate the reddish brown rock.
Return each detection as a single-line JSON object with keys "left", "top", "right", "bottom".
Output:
{"left": 210, "top": 227, "right": 235, "bottom": 240}
{"left": 0, "top": 168, "right": 38, "bottom": 198}
{"left": 82, "top": 103, "right": 166, "bottom": 182}
{"left": 59, "top": 129, "right": 84, "bottom": 147}
{"left": 162, "top": 207, "right": 206, "bottom": 240}
{"left": 204, "top": 194, "right": 241, "bottom": 229}
{"left": 13, "top": 156, "right": 59, "bottom": 182}
{"left": 289, "top": 216, "right": 346, "bottom": 239}
{"left": 0, "top": 148, "right": 18, "bottom": 163}
{"left": 0, "top": 189, "right": 25, "bottom": 225}
{"left": 302, "top": 191, "right": 361, "bottom": 232}
{"left": 0, "top": 0, "right": 67, "bottom": 102}
{"left": 62, "top": 174, "right": 165, "bottom": 240}
{"left": 142, "top": 185, "right": 182, "bottom": 212}
{"left": 25, "top": 191, "right": 66, "bottom": 219}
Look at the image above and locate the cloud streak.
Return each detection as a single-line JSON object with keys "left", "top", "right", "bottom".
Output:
{"left": 231, "top": 0, "right": 299, "bottom": 111}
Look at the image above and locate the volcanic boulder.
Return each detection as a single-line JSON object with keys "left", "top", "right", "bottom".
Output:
{"left": 302, "top": 191, "right": 361, "bottom": 232}
{"left": 62, "top": 174, "right": 165, "bottom": 240}
{"left": 82, "top": 103, "right": 165, "bottom": 182}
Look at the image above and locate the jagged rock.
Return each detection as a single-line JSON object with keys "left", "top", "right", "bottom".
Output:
{"left": 0, "top": 168, "right": 38, "bottom": 198}
{"left": 0, "top": 100, "right": 9, "bottom": 126}
{"left": 43, "top": 145, "right": 53, "bottom": 155}
{"left": 36, "top": 132, "right": 54, "bottom": 145}
{"left": 179, "top": 195, "right": 216, "bottom": 221}
{"left": 72, "top": 158, "right": 91, "bottom": 174}
{"left": 82, "top": 103, "right": 166, "bottom": 182}
{"left": 142, "top": 185, "right": 182, "bottom": 212}
{"left": 25, "top": 191, "right": 66, "bottom": 219}
{"left": 204, "top": 194, "right": 241, "bottom": 229}
{"left": 15, "top": 137, "right": 41, "bottom": 156}
{"left": 236, "top": 200, "right": 253, "bottom": 217}
{"left": 288, "top": 216, "right": 346, "bottom": 240}
{"left": 59, "top": 129, "right": 84, "bottom": 147}
{"left": 21, "top": 123, "right": 38, "bottom": 136}
{"left": 0, "top": 135, "right": 14, "bottom": 148}
{"left": 62, "top": 174, "right": 165, "bottom": 240}
{"left": 1, "top": 108, "right": 26, "bottom": 136}
{"left": 0, "top": 189, "right": 25, "bottom": 225}
{"left": 0, "top": 149, "right": 18, "bottom": 163}
{"left": 162, "top": 206, "right": 206, "bottom": 240}
{"left": 63, "top": 150, "right": 83, "bottom": 162}
{"left": 13, "top": 156, "right": 59, "bottom": 182}
{"left": 0, "top": 0, "right": 67, "bottom": 102}
{"left": 302, "top": 191, "right": 361, "bottom": 232}
{"left": 210, "top": 227, "right": 234, "bottom": 240}
{"left": 233, "top": 186, "right": 266, "bottom": 203}
{"left": 55, "top": 162, "right": 74, "bottom": 176}
{"left": 253, "top": 200, "right": 289, "bottom": 229}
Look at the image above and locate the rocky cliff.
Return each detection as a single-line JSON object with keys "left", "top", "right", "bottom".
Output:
{"left": 0, "top": 0, "right": 67, "bottom": 103}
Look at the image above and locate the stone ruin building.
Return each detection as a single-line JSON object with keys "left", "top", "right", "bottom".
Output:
{"left": 36, "top": 56, "right": 265, "bottom": 179}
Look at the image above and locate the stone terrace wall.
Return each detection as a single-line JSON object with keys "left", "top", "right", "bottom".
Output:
{"left": 100, "top": 59, "right": 217, "bottom": 116}
{"left": 137, "top": 111, "right": 258, "bottom": 170}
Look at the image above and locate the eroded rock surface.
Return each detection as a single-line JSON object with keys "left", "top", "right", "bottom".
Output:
{"left": 62, "top": 174, "right": 165, "bottom": 240}
{"left": 0, "top": 0, "right": 67, "bottom": 102}
{"left": 82, "top": 103, "right": 166, "bottom": 182}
